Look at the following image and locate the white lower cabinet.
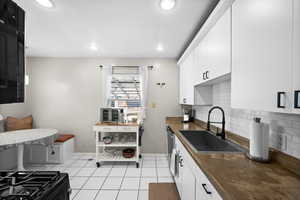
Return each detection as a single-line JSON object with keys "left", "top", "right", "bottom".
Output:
{"left": 181, "top": 161, "right": 196, "bottom": 200}
{"left": 174, "top": 136, "right": 222, "bottom": 200}
{"left": 195, "top": 171, "right": 222, "bottom": 200}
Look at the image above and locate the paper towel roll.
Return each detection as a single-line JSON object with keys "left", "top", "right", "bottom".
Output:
{"left": 249, "top": 118, "right": 270, "bottom": 161}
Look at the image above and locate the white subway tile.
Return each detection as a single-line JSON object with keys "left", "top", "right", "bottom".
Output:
{"left": 193, "top": 80, "right": 300, "bottom": 160}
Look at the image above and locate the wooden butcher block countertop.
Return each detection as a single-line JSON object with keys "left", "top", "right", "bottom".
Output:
{"left": 166, "top": 117, "right": 300, "bottom": 200}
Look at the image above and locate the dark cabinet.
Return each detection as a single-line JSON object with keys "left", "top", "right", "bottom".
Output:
{"left": 0, "top": 0, "right": 25, "bottom": 104}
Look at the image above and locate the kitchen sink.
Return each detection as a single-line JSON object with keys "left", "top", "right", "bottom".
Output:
{"left": 180, "top": 130, "right": 245, "bottom": 153}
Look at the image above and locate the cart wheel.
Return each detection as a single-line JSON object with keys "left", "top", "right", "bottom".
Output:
{"left": 96, "top": 162, "right": 101, "bottom": 168}
{"left": 139, "top": 154, "right": 142, "bottom": 159}
{"left": 136, "top": 163, "right": 139, "bottom": 168}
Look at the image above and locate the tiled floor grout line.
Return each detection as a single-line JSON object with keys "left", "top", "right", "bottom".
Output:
{"left": 72, "top": 165, "right": 94, "bottom": 199}
{"left": 73, "top": 158, "right": 115, "bottom": 200}
{"left": 70, "top": 158, "right": 98, "bottom": 200}
{"left": 137, "top": 157, "right": 143, "bottom": 200}
{"left": 24, "top": 154, "right": 170, "bottom": 200}
{"left": 114, "top": 163, "right": 129, "bottom": 200}
{"left": 92, "top": 166, "right": 113, "bottom": 200}
{"left": 155, "top": 156, "right": 158, "bottom": 183}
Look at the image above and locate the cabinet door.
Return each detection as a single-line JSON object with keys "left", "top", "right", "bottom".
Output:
{"left": 179, "top": 64, "right": 184, "bottom": 104}
{"left": 185, "top": 53, "right": 195, "bottom": 105}
{"left": 196, "top": 178, "right": 222, "bottom": 200}
{"left": 231, "top": 0, "right": 293, "bottom": 113}
{"left": 196, "top": 179, "right": 209, "bottom": 200}
{"left": 179, "top": 54, "right": 195, "bottom": 105}
{"left": 181, "top": 158, "right": 196, "bottom": 200}
{"left": 205, "top": 8, "right": 231, "bottom": 80}
{"left": 194, "top": 38, "right": 209, "bottom": 85}
{"left": 0, "top": 26, "right": 19, "bottom": 104}
{"left": 293, "top": 0, "right": 300, "bottom": 113}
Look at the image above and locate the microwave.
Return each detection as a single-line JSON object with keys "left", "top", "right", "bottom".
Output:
{"left": 100, "top": 108, "right": 124, "bottom": 123}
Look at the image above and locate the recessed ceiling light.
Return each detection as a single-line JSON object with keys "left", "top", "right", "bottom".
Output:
{"left": 156, "top": 44, "right": 164, "bottom": 52}
{"left": 35, "top": 0, "right": 54, "bottom": 8}
{"left": 160, "top": 0, "right": 176, "bottom": 10}
{"left": 90, "top": 43, "right": 98, "bottom": 51}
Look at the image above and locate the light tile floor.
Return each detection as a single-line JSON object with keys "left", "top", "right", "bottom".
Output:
{"left": 25, "top": 153, "right": 174, "bottom": 200}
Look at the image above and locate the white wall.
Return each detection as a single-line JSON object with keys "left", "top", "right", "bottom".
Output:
{"left": 26, "top": 57, "right": 180, "bottom": 153}
{"left": 194, "top": 80, "right": 300, "bottom": 159}
{"left": 0, "top": 103, "right": 29, "bottom": 118}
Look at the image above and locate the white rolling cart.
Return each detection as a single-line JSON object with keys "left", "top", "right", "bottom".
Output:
{"left": 93, "top": 122, "right": 140, "bottom": 168}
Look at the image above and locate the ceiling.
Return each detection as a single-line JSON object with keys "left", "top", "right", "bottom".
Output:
{"left": 14, "top": 0, "right": 218, "bottom": 58}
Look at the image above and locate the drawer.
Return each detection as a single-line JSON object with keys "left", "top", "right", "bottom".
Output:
{"left": 118, "top": 126, "right": 138, "bottom": 132}
{"left": 93, "top": 126, "right": 118, "bottom": 132}
{"left": 196, "top": 177, "right": 222, "bottom": 200}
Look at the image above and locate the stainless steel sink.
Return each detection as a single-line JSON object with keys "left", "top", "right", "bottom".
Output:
{"left": 180, "top": 130, "right": 245, "bottom": 153}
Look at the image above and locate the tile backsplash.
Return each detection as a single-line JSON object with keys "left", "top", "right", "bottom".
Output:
{"left": 193, "top": 80, "right": 300, "bottom": 159}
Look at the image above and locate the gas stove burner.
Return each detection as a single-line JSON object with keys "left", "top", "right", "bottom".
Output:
{"left": 1, "top": 185, "right": 31, "bottom": 198}
{"left": 0, "top": 171, "right": 70, "bottom": 200}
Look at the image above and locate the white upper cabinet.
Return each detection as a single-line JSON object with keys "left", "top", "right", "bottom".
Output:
{"left": 194, "top": 35, "right": 209, "bottom": 85}
{"left": 231, "top": 0, "right": 294, "bottom": 113}
{"left": 179, "top": 64, "right": 184, "bottom": 104}
{"left": 202, "top": 7, "right": 232, "bottom": 83}
{"left": 194, "top": 7, "right": 232, "bottom": 86}
{"left": 179, "top": 53, "right": 195, "bottom": 105}
{"left": 179, "top": 6, "right": 232, "bottom": 105}
{"left": 293, "top": 0, "right": 300, "bottom": 113}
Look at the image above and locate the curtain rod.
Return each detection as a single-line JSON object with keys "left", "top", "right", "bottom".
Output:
{"left": 97, "top": 65, "right": 153, "bottom": 70}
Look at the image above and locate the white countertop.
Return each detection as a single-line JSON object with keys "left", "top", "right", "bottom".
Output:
{"left": 0, "top": 129, "right": 58, "bottom": 146}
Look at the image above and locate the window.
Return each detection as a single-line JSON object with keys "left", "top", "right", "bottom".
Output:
{"left": 111, "top": 66, "right": 141, "bottom": 109}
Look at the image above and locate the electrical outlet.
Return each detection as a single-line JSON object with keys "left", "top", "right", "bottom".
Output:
{"left": 279, "top": 134, "right": 288, "bottom": 151}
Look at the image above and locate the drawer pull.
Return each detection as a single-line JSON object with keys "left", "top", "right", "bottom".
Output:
{"left": 202, "top": 184, "right": 212, "bottom": 195}
{"left": 277, "top": 92, "right": 286, "bottom": 108}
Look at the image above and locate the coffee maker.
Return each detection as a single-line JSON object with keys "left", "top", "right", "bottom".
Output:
{"left": 182, "top": 106, "right": 195, "bottom": 123}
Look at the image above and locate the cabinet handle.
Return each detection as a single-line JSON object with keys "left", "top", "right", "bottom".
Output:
{"left": 277, "top": 92, "right": 286, "bottom": 108}
{"left": 179, "top": 157, "right": 183, "bottom": 167}
{"left": 205, "top": 71, "right": 209, "bottom": 80}
{"left": 295, "top": 90, "right": 300, "bottom": 109}
{"left": 202, "top": 184, "right": 212, "bottom": 195}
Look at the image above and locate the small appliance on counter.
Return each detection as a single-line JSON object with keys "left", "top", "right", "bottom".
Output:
{"left": 100, "top": 107, "right": 124, "bottom": 123}
{"left": 182, "top": 106, "right": 195, "bottom": 123}
{"left": 246, "top": 117, "right": 270, "bottom": 163}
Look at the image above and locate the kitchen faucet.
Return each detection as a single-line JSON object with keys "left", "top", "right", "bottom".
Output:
{"left": 207, "top": 106, "right": 226, "bottom": 140}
